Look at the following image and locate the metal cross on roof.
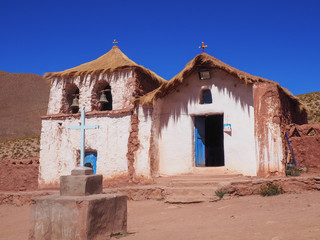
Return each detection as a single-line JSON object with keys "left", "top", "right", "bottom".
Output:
{"left": 68, "top": 107, "right": 99, "bottom": 167}
{"left": 113, "top": 39, "right": 118, "bottom": 46}
{"left": 199, "top": 42, "right": 208, "bottom": 53}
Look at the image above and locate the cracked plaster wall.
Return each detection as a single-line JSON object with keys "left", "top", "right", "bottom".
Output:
{"left": 39, "top": 115, "right": 131, "bottom": 187}
{"left": 47, "top": 70, "right": 135, "bottom": 114}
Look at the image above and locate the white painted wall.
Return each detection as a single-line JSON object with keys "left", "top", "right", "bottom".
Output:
{"left": 158, "top": 113, "right": 194, "bottom": 175}
{"left": 254, "top": 122, "right": 284, "bottom": 176}
{"left": 39, "top": 114, "right": 131, "bottom": 186}
{"left": 135, "top": 106, "right": 153, "bottom": 177}
{"left": 47, "top": 77, "right": 63, "bottom": 114}
{"left": 156, "top": 69, "right": 257, "bottom": 176}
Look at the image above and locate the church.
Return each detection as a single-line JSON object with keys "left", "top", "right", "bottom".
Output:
{"left": 39, "top": 45, "right": 307, "bottom": 188}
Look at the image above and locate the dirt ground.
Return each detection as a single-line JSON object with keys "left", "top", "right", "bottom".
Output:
{"left": 0, "top": 191, "right": 320, "bottom": 240}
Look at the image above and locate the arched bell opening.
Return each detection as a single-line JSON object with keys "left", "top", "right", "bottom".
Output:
{"left": 91, "top": 80, "right": 113, "bottom": 111}
{"left": 63, "top": 83, "right": 80, "bottom": 114}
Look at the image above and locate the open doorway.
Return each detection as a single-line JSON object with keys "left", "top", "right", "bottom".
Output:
{"left": 195, "top": 114, "right": 224, "bottom": 167}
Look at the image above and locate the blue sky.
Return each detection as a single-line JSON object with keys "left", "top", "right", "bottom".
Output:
{"left": 1, "top": 0, "right": 319, "bottom": 95}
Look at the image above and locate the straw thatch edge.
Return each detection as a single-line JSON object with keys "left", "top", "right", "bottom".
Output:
{"left": 135, "top": 53, "right": 306, "bottom": 112}
{"left": 44, "top": 65, "right": 166, "bottom": 85}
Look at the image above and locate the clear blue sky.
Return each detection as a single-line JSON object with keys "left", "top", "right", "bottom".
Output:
{"left": 1, "top": 0, "right": 319, "bottom": 95}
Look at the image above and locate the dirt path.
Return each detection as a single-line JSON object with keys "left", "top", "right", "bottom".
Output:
{"left": 1, "top": 192, "right": 320, "bottom": 240}
{"left": 0, "top": 204, "right": 30, "bottom": 240}
{"left": 125, "top": 191, "right": 320, "bottom": 240}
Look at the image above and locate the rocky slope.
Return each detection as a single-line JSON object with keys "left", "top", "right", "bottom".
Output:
{"left": 297, "top": 91, "right": 320, "bottom": 123}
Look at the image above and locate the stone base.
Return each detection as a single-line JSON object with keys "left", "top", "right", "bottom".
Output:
{"left": 60, "top": 174, "right": 102, "bottom": 196}
{"left": 71, "top": 166, "right": 94, "bottom": 175}
{"left": 29, "top": 194, "right": 127, "bottom": 240}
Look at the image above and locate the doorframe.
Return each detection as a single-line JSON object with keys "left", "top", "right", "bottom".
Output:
{"left": 192, "top": 113, "right": 225, "bottom": 167}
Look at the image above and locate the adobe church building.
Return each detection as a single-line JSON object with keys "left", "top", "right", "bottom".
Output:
{"left": 39, "top": 45, "right": 307, "bottom": 188}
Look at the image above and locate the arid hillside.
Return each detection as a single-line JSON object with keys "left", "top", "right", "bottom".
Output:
{"left": 0, "top": 71, "right": 50, "bottom": 140}
{"left": 297, "top": 91, "right": 320, "bottom": 123}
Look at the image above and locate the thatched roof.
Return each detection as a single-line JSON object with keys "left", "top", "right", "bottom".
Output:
{"left": 44, "top": 46, "right": 166, "bottom": 84}
{"left": 136, "top": 53, "right": 304, "bottom": 110}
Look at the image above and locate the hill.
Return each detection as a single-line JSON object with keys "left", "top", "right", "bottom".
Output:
{"left": 296, "top": 91, "right": 320, "bottom": 123}
{"left": 0, "top": 71, "right": 50, "bottom": 140}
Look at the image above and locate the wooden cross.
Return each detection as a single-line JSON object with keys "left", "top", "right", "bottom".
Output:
{"left": 68, "top": 107, "right": 99, "bottom": 167}
{"left": 199, "top": 42, "right": 208, "bottom": 53}
{"left": 113, "top": 39, "right": 118, "bottom": 46}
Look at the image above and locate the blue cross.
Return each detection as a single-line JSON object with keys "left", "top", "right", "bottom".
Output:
{"left": 68, "top": 107, "right": 99, "bottom": 167}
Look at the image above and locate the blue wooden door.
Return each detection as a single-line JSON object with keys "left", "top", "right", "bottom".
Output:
{"left": 84, "top": 152, "right": 97, "bottom": 174}
{"left": 195, "top": 116, "right": 206, "bottom": 167}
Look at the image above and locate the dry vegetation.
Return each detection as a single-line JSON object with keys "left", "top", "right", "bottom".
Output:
{"left": 0, "top": 136, "right": 40, "bottom": 161}
{"left": 297, "top": 91, "right": 320, "bottom": 123}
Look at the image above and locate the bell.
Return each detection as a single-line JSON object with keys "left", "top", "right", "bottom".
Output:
{"left": 70, "top": 97, "right": 79, "bottom": 108}
{"left": 99, "top": 92, "right": 109, "bottom": 103}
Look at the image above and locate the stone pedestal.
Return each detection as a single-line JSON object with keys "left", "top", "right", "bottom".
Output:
{"left": 29, "top": 167, "right": 127, "bottom": 240}
{"left": 60, "top": 174, "right": 103, "bottom": 196}
{"left": 29, "top": 194, "right": 127, "bottom": 240}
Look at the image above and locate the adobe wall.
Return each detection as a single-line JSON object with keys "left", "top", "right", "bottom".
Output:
{"left": 40, "top": 68, "right": 162, "bottom": 187}
{"left": 0, "top": 158, "right": 39, "bottom": 191}
{"left": 134, "top": 69, "right": 164, "bottom": 97}
{"left": 278, "top": 87, "right": 307, "bottom": 125}
{"left": 156, "top": 68, "right": 257, "bottom": 176}
{"left": 253, "top": 83, "right": 285, "bottom": 177}
{"left": 287, "top": 124, "right": 320, "bottom": 173}
{"left": 253, "top": 83, "right": 307, "bottom": 177}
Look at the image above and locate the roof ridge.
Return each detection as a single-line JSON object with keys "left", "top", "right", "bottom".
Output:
{"left": 136, "top": 52, "right": 305, "bottom": 110}
{"left": 44, "top": 46, "right": 166, "bottom": 84}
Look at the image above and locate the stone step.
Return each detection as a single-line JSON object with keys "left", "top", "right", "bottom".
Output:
{"left": 192, "top": 166, "right": 241, "bottom": 175}
{"left": 164, "top": 187, "right": 219, "bottom": 203}
{"left": 166, "top": 175, "right": 244, "bottom": 181}
{"left": 157, "top": 174, "right": 244, "bottom": 182}
{"left": 166, "top": 180, "right": 220, "bottom": 188}
{"left": 165, "top": 195, "right": 217, "bottom": 204}
{"left": 169, "top": 174, "right": 242, "bottom": 178}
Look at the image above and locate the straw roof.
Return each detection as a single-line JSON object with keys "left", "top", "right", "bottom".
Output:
{"left": 136, "top": 53, "right": 304, "bottom": 110}
{"left": 44, "top": 46, "right": 166, "bottom": 84}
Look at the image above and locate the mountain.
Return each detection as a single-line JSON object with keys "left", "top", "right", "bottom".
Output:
{"left": 296, "top": 91, "right": 320, "bottom": 123}
{"left": 0, "top": 71, "right": 50, "bottom": 140}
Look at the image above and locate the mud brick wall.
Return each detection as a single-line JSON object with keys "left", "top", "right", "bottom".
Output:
{"left": 0, "top": 158, "right": 39, "bottom": 191}
{"left": 287, "top": 124, "right": 320, "bottom": 173}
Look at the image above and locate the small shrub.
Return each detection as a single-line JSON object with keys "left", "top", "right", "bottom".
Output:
{"left": 286, "top": 165, "right": 302, "bottom": 176}
{"left": 260, "top": 183, "right": 283, "bottom": 197}
{"left": 215, "top": 189, "right": 228, "bottom": 199}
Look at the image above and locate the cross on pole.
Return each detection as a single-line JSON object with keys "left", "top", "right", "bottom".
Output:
{"left": 113, "top": 39, "right": 118, "bottom": 46}
{"left": 68, "top": 107, "right": 99, "bottom": 167}
{"left": 199, "top": 42, "right": 208, "bottom": 53}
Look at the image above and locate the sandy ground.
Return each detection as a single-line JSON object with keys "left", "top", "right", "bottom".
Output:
{"left": 1, "top": 192, "right": 320, "bottom": 240}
